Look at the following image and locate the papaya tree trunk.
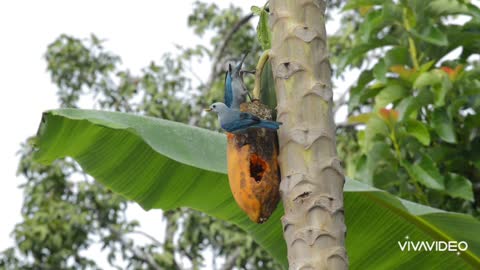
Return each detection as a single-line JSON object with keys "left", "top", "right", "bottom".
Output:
{"left": 269, "top": 0, "right": 348, "bottom": 269}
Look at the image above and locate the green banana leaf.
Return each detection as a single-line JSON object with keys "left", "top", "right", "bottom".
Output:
{"left": 34, "top": 109, "right": 480, "bottom": 269}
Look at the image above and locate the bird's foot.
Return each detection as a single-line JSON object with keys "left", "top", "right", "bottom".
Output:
{"left": 241, "top": 69, "right": 256, "bottom": 75}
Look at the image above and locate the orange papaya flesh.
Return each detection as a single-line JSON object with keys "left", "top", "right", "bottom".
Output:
{"left": 226, "top": 101, "right": 281, "bottom": 223}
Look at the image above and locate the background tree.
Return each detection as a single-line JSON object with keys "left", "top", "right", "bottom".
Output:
{"left": 331, "top": 0, "right": 480, "bottom": 216}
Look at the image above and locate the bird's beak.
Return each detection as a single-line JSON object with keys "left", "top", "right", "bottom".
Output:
{"left": 235, "top": 52, "right": 248, "bottom": 72}
{"left": 205, "top": 108, "right": 212, "bottom": 112}
{"left": 240, "top": 52, "right": 248, "bottom": 66}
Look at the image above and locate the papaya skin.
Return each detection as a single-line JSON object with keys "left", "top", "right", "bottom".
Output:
{"left": 226, "top": 101, "right": 281, "bottom": 223}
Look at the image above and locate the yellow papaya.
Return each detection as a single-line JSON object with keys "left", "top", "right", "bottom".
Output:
{"left": 226, "top": 101, "right": 281, "bottom": 223}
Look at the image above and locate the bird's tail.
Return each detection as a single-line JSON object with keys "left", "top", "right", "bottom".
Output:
{"left": 258, "top": 120, "right": 282, "bottom": 130}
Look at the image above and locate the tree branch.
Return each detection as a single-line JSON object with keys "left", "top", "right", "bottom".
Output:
{"left": 129, "top": 245, "right": 162, "bottom": 270}
{"left": 129, "top": 230, "right": 163, "bottom": 246}
{"left": 108, "top": 227, "right": 163, "bottom": 270}
{"left": 204, "top": 13, "right": 254, "bottom": 92}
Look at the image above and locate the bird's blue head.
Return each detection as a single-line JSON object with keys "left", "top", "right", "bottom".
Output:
{"left": 224, "top": 53, "right": 248, "bottom": 107}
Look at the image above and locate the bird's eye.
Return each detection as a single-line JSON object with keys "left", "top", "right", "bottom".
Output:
{"left": 213, "top": 105, "right": 216, "bottom": 108}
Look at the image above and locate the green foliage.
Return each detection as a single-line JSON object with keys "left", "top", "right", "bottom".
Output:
{"left": 33, "top": 109, "right": 480, "bottom": 269}
{"left": 403, "top": 119, "right": 431, "bottom": 146}
{"left": 6, "top": 139, "right": 143, "bottom": 269}
{"left": 259, "top": 61, "right": 277, "bottom": 114}
{"left": 34, "top": 109, "right": 286, "bottom": 268}
{"left": 45, "top": 34, "right": 121, "bottom": 108}
{"left": 187, "top": 1, "right": 259, "bottom": 62}
{"left": 251, "top": 3, "right": 271, "bottom": 50}
{"left": 334, "top": 0, "right": 480, "bottom": 215}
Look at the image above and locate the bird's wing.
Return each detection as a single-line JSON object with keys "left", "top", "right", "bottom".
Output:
{"left": 220, "top": 112, "right": 260, "bottom": 132}
{"left": 239, "top": 112, "right": 261, "bottom": 122}
{"left": 222, "top": 118, "right": 257, "bottom": 132}
{"left": 224, "top": 71, "right": 233, "bottom": 107}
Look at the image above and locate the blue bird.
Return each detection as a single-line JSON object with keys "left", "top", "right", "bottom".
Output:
{"left": 224, "top": 66, "right": 234, "bottom": 108}
{"left": 224, "top": 53, "right": 251, "bottom": 109}
{"left": 206, "top": 102, "right": 282, "bottom": 133}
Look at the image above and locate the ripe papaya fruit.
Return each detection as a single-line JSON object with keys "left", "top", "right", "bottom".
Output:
{"left": 226, "top": 101, "right": 281, "bottom": 223}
